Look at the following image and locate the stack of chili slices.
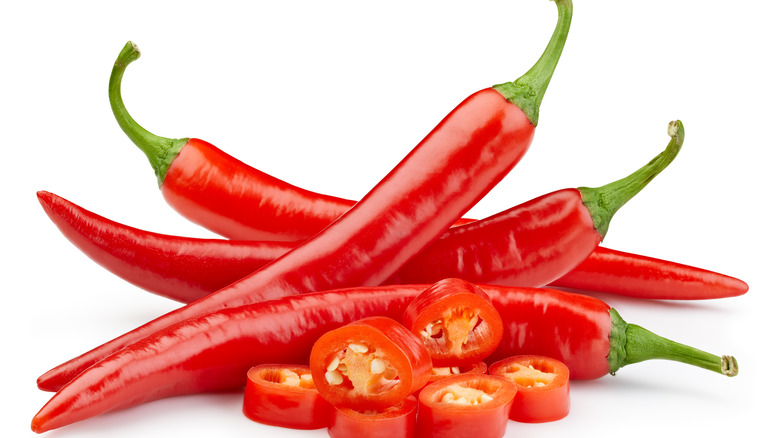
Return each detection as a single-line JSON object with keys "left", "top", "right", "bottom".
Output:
{"left": 243, "top": 279, "right": 571, "bottom": 437}
{"left": 30, "top": 0, "right": 747, "bottom": 437}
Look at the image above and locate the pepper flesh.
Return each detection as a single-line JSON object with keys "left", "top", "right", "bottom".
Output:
{"left": 328, "top": 395, "right": 417, "bottom": 438}
{"left": 242, "top": 364, "right": 331, "bottom": 430}
{"left": 416, "top": 374, "right": 517, "bottom": 438}
{"left": 38, "top": 0, "right": 573, "bottom": 393}
{"left": 402, "top": 278, "right": 503, "bottom": 366}
{"left": 488, "top": 355, "right": 570, "bottom": 423}
{"left": 31, "top": 282, "right": 737, "bottom": 433}
{"left": 310, "top": 317, "right": 432, "bottom": 411}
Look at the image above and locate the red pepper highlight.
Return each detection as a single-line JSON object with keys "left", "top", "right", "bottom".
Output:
{"left": 328, "top": 395, "right": 417, "bottom": 438}
{"left": 416, "top": 374, "right": 517, "bottom": 438}
{"left": 242, "top": 364, "right": 331, "bottom": 430}
{"left": 37, "top": 0, "right": 573, "bottom": 393}
{"left": 402, "top": 278, "right": 503, "bottom": 366}
{"left": 489, "top": 355, "right": 570, "bottom": 423}
{"left": 31, "top": 282, "right": 737, "bottom": 433}
{"left": 309, "top": 317, "right": 432, "bottom": 411}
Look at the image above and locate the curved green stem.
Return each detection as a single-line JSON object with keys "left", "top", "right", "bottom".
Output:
{"left": 578, "top": 120, "right": 685, "bottom": 240}
{"left": 608, "top": 308, "right": 738, "bottom": 377}
{"left": 109, "top": 41, "right": 188, "bottom": 187}
{"left": 493, "top": 0, "right": 573, "bottom": 126}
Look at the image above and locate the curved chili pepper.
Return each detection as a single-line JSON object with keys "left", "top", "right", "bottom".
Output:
{"left": 488, "top": 355, "right": 570, "bottom": 423}
{"left": 242, "top": 364, "right": 331, "bottom": 430}
{"left": 416, "top": 374, "right": 517, "bottom": 438}
{"left": 37, "top": 0, "right": 573, "bottom": 393}
{"left": 309, "top": 316, "right": 432, "bottom": 411}
{"left": 401, "top": 278, "right": 503, "bottom": 366}
{"left": 36, "top": 119, "right": 708, "bottom": 307}
{"left": 31, "top": 282, "right": 737, "bottom": 433}
{"left": 328, "top": 395, "right": 418, "bottom": 438}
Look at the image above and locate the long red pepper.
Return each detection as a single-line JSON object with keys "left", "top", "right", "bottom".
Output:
{"left": 31, "top": 282, "right": 737, "bottom": 433}
{"left": 36, "top": 0, "right": 574, "bottom": 393}
{"left": 36, "top": 125, "right": 746, "bottom": 305}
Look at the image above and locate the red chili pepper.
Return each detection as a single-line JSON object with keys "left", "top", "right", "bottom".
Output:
{"left": 242, "top": 364, "right": 331, "bottom": 430}
{"left": 309, "top": 316, "right": 432, "bottom": 411}
{"left": 31, "top": 282, "right": 737, "bottom": 433}
{"left": 37, "top": 119, "right": 711, "bottom": 307}
{"left": 328, "top": 395, "right": 417, "bottom": 438}
{"left": 401, "top": 278, "right": 503, "bottom": 366}
{"left": 37, "top": 0, "right": 573, "bottom": 394}
{"left": 550, "top": 246, "right": 749, "bottom": 299}
{"left": 488, "top": 355, "right": 570, "bottom": 423}
{"left": 416, "top": 374, "right": 517, "bottom": 438}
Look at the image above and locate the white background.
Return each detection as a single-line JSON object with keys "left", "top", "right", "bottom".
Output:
{"left": 3, "top": 1, "right": 777, "bottom": 436}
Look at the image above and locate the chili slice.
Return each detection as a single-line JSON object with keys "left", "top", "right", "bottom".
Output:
{"left": 328, "top": 395, "right": 417, "bottom": 438}
{"left": 489, "top": 355, "right": 570, "bottom": 423}
{"left": 242, "top": 364, "right": 331, "bottom": 430}
{"left": 310, "top": 316, "right": 432, "bottom": 411}
{"left": 416, "top": 374, "right": 516, "bottom": 438}
{"left": 402, "top": 278, "right": 502, "bottom": 366}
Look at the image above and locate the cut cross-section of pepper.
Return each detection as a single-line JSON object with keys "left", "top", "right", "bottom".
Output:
{"left": 310, "top": 316, "right": 432, "bottom": 411}
{"left": 242, "top": 364, "right": 332, "bottom": 430}
{"left": 328, "top": 395, "right": 417, "bottom": 438}
{"left": 489, "top": 355, "right": 570, "bottom": 423}
{"left": 402, "top": 278, "right": 503, "bottom": 366}
{"left": 416, "top": 374, "right": 517, "bottom": 438}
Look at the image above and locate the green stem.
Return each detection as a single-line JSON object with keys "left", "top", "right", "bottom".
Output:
{"left": 578, "top": 120, "right": 685, "bottom": 240}
{"left": 109, "top": 41, "right": 188, "bottom": 187}
{"left": 492, "top": 0, "right": 573, "bottom": 126}
{"left": 608, "top": 308, "right": 739, "bottom": 377}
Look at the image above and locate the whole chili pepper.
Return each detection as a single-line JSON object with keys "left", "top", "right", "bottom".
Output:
{"left": 31, "top": 282, "right": 737, "bottom": 433}
{"left": 36, "top": 0, "right": 574, "bottom": 393}
{"left": 36, "top": 120, "right": 721, "bottom": 307}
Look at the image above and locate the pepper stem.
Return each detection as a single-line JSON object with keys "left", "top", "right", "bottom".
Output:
{"left": 578, "top": 120, "right": 685, "bottom": 240}
{"left": 109, "top": 41, "right": 188, "bottom": 187}
{"left": 492, "top": 0, "right": 573, "bottom": 126}
{"left": 608, "top": 308, "right": 738, "bottom": 377}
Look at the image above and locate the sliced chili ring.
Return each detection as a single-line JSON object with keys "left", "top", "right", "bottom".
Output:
{"left": 402, "top": 278, "right": 503, "bottom": 366}
{"left": 488, "top": 355, "right": 570, "bottom": 423}
{"left": 416, "top": 374, "right": 517, "bottom": 438}
{"left": 242, "top": 364, "right": 331, "bottom": 430}
{"left": 429, "top": 361, "right": 488, "bottom": 383}
{"left": 328, "top": 395, "right": 417, "bottom": 438}
{"left": 310, "top": 316, "right": 432, "bottom": 411}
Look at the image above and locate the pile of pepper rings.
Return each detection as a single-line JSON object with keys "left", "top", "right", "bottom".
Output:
{"left": 31, "top": 1, "right": 747, "bottom": 437}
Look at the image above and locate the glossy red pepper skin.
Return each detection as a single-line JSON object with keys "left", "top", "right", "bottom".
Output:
{"left": 161, "top": 138, "right": 354, "bottom": 242}
{"left": 310, "top": 317, "right": 432, "bottom": 411}
{"left": 162, "top": 138, "right": 473, "bottom": 242}
{"left": 242, "top": 364, "right": 331, "bottom": 430}
{"left": 31, "top": 283, "right": 736, "bottom": 433}
{"left": 328, "top": 395, "right": 417, "bottom": 438}
{"left": 550, "top": 246, "right": 748, "bottom": 299}
{"left": 416, "top": 374, "right": 516, "bottom": 438}
{"left": 37, "top": 88, "right": 535, "bottom": 393}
